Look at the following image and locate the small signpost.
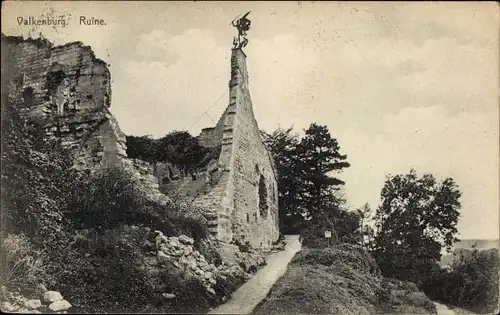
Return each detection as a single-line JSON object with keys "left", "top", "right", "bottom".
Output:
{"left": 324, "top": 230, "right": 332, "bottom": 247}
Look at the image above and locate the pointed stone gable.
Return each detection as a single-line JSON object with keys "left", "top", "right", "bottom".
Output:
{"left": 194, "top": 48, "right": 279, "bottom": 247}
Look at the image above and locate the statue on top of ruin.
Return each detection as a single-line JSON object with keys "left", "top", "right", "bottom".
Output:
{"left": 231, "top": 11, "right": 251, "bottom": 49}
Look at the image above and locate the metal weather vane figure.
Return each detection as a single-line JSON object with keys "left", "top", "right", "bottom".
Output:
{"left": 231, "top": 11, "right": 251, "bottom": 49}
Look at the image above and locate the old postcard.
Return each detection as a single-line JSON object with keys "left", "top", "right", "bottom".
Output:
{"left": 1, "top": 1, "right": 499, "bottom": 314}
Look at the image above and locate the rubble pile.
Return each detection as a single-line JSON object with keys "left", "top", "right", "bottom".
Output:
{"left": 1, "top": 287, "right": 72, "bottom": 314}
{"left": 154, "top": 231, "right": 266, "bottom": 297}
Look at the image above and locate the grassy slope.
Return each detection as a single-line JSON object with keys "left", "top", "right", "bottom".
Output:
{"left": 253, "top": 244, "right": 437, "bottom": 315}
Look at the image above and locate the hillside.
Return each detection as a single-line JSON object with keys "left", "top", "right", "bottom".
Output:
{"left": 253, "top": 244, "right": 437, "bottom": 315}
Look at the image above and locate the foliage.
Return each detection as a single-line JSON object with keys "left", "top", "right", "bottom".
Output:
{"left": 1, "top": 102, "right": 78, "bottom": 242}
{"left": 291, "top": 244, "right": 381, "bottom": 276}
{"left": 262, "top": 127, "right": 302, "bottom": 233}
{"left": 126, "top": 131, "right": 220, "bottom": 175}
{"left": 300, "top": 201, "right": 363, "bottom": 248}
{"left": 372, "top": 169, "right": 461, "bottom": 285}
{"left": 52, "top": 227, "right": 212, "bottom": 313}
{"left": 157, "top": 131, "right": 211, "bottom": 175}
{"left": 356, "top": 203, "right": 375, "bottom": 249}
{"left": 125, "top": 135, "right": 159, "bottom": 164}
{"left": 422, "top": 247, "right": 499, "bottom": 313}
{"left": 296, "top": 123, "right": 350, "bottom": 216}
{"left": 69, "top": 166, "right": 208, "bottom": 239}
{"left": 262, "top": 123, "right": 350, "bottom": 234}
{"left": 254, "top": 245, "right": 435, "bottom": 315}
{"left": 0, "top": 233, "right": 48, "bottom": 296}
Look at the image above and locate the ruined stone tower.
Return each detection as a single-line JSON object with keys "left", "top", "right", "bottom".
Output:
{"left": 1, "top": 35, "right": 160, "bottom": 193}
{"left": 2, "top": 34, "right": 279, "bottom": 247}
{"left": 194, "top": 48, "right": 280, "bottom": 247}
{"left": 1, "top": 35, "right": 127, "bottom": 171}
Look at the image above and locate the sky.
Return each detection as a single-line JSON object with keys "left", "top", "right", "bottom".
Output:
{"left": 2, "top": 1, "right": 499, "bottom": 240}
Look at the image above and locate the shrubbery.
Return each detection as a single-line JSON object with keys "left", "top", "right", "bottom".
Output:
{"left": 69, "top": 166, "right": 208, "bottom": 240}
{"left": 39, "top": 226, "right": 213, "bottom": 313}
{"left": 1, "top": 101, "right": 213, "bottom": 312}
{"left": 0, "top": 233, "right": 48, "bottom": 296}
{"left": 126, "top": 132, "right": 221, "bottom": 175}
{"left": 1, "top": 103, "right": 77, "bottom": 243}
{"left": 292, "top": 244, "right": 381, "bottom": 277}
{"left": 299, "top": 205, "right": 363, "bottom": 249}
{"left": 422, "top": 248, "right": 499, "bottom": 313}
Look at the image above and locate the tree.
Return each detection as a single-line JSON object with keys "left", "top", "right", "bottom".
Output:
{"left": 125, "top": 135, "right": 159, "bottom": 164}
{"left": 422, "top": 247, "right": 499, "bottom": 312}
{"left": 262, "top": 127, "right": 302, "bottom": 233}
{"left": 356, "top": 203, "right": 374, "bottom": 249}
{"left": 262, "top": 123, "right": 350, "bottom": 234}
{"left": 296, "top": 123, "right": 350, "bottom": 222}
{"left": 372, "top": 169, "right": 461, "bottom": 284}
{"left": 157, "top": 131, "right": 211, "bottom": 176}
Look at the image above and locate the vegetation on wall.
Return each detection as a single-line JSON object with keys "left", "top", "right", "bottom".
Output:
{"left": 0, "top": 99, "right": 210, "bottom": 312}
{"left": 126, "top": 131, "right": 221, "bottom": 175}
{"left": 1, "top": 101, "right": 78, "bottom": 242}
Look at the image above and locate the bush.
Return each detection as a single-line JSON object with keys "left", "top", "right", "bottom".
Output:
{"left": 1, "top": 103, "right": 77, "bottom": 242}
{"left": 300, "top": 219, "right": 339, "bottom": 248}
{"left": 0, "top": 233, "right": 48, "bottom": 295}
{"left": 49, "top": 226, "right": 214, "bottom": 313}
{"left": 292, "top": 244, "right": 381, "bottom": 277}
{"left": 69, "top": 167, "right": 208, "bottom": 240}
{"left": 422, "top": 248, "right": 499, "bottom": 313}
{"left": 299, "top": 205, "right": 363, "bottom": 249}
{"left": 126, "top": 131, "right": 221, "bottom": 175}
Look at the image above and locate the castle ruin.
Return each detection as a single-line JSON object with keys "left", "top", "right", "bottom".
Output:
{"left": 1, "top": 31, "right": 280, "bottom": 247}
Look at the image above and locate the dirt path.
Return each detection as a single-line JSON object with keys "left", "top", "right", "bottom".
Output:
{"left": 434, "top": 302, "right": 478, "bottom": 315}
{"left": 208, "top": 235, "right": 301, "bottom": 314}
{"left": 434, "top": 302, "right": 457, "bottom": 315}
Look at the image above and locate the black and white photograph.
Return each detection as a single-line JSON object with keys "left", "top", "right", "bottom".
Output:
{"left": 1, "top": 1, "right": 499, "bottom": 314}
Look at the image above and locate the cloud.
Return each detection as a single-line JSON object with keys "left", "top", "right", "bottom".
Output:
{"left": 339, "top": 105, "right": 499, "bottom": 239}
{"left": 2, "top": 1, "right": 497, "bottom": 240}
{"left": 111, "top": 29, "right": 231, "bottom": 137}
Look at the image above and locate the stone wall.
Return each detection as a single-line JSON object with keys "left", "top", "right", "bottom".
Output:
{"left": 190, "top": 49, "right": 280, "bottom": 247}
{"left": 2, "top": 35, "right": 279, "bottom": 247}
{"left": 224, "top": 49, "right": 279, "bottom": 247}
{"left": 197, "top": 107, "right": 228, "bottom": 148}
{"left": 1, "top": 35, "right": 164, "bottom": 199}
{"left": 1, "top": 35, "right": 126, "bottom": 171}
